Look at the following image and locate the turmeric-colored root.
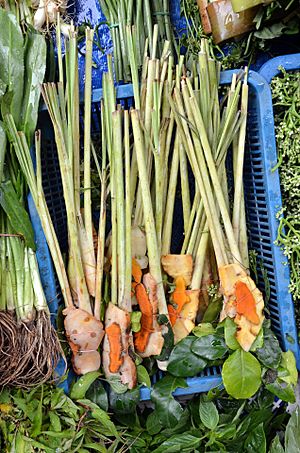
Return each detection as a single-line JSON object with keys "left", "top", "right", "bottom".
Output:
{"left": 219, "top": 263, "right": 264, "bottom": 351}
{"left": 161, "top": 254, "right": 194, "bottom": 285}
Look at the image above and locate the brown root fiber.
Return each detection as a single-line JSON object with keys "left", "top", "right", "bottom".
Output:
{"left": 0, "top": 310, "right": 62, "bottom": 389}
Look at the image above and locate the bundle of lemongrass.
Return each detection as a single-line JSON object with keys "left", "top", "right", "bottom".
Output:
{"left": 99, "top": 0, "right": 176, "bottom": 82}
{"left": 0, "top": 8, "right": 61, "bottom": 388}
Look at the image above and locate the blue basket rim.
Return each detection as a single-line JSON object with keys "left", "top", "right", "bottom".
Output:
{"left": 259, "top": 53, "right": 300, "bottom": 83}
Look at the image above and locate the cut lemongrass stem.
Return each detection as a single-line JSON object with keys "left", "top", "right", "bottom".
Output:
{"left": 191, "top": 220, "right": 210, "bottom": 290}
{"left": 124, "top": 110, "right": 132, "bottom": 311}
{"left": 161, "top": 134, "right": 180, "bottom": 256}
{"left": 179, "top": 140, "right": 191, "bottom": 236}
{"left": 83, "top": 27, "right": 95, "bottom": 253}
{"left": 131, "top": 109, "right": 168, "bottom": 315}
{"left": 181, "top": 190, "right": 201, "bottom": 254}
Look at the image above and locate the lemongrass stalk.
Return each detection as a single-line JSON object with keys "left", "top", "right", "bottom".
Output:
{"left": 191, "top": 220, "right": 210, "bottom": 290}
{"left": 112, "top": 110, "right": 126, "bottom": 308}
{"left": 9, "top": 236, "right": 25, "bottom": 321}
{"left": 144, "top": 0, "right": 153, "bottom": 57}
{"left": 56, "top": 13, "right": 64, "bottom": 86}
{"left": 232, "top": 73, "right": 249, "bottom": 244}
{"left": 83, "top": 27, "right": 95, "bottom": 271}
{"left": 187, "top": 92, "right": 242, "bottom": 265}
{"left": 127, "top": 26, "right": 141, "bottom": 109}
{"left": 27, "top": 247, "right": 48, "bottom": 312}
{"left": 131, "top": 109, "right": 168, "bottom": 315}
{"left": 161, "top": 135, "right": 179, "bottom": 256}
{"left": 118, "top": 1, "right": 129, "bottom": 81}
{"left": 186, "top": 202, "right": 205, "bottom": 256}
{"left": 124, "top": 110, "right": 132, "bottom": 311}
{"left": 179, "top": 140, "right": 191, "bottom": 236}
{"left": 171, "top": 90, "right": 227, "bottom": 267}
{"left": 181, "top": 190, "right": 201, "bottom": 254}
{"left": 23, "top": 246, "right": 34, "bottom": 321}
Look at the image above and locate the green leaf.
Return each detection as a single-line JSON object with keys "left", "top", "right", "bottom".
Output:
{"left": 0, "top": 121, "right": 7, "bottom": 183}
{"left": 215, "top": 424, "right": 236, "bottom": 440}
{"left": 192, "top": 323, "right": 215, "bottom": 337}
{"left": 199, "top": 399, "right": 219, "bottom": 430}
{"left": 224, "top": 318, "right": 240, "bottom": 350}
{"left": 255, "top": 329, "right": 281, "bottom": 369}
{"left": 70, "top": 372, "right": 101, "bottom": 400}
{"left": 106, "top": 376, "right": 128, "bottom": 394}
{"left": 146, "top": 410, "right": 163, "bottom": 435}
{"left": 279, "top": 351, "right": 297, "bottom": 386}
{"left": 21, "top": 32, "right": 46, "bottom": 143}
{"left": 0, "top": 9, "right": 24, "bottom": 126}
{"left": 191, "top": 335, "right": 228, "bottom": 360}
{"left": 49, "top": 411, "right": 61, "bottom": 433}
{"left": 30, "top": 387, "right": 43, "bottom": 438}
{"left": 82, "top": 444, "right": 108, "bottom": 452}
{"left": 137, "top": 365, "right": 151, "bottom": 388}
{"left": 285, "top": 408, "right": 300, "bottom": 453}
{"left": 269, "top": 435, "right": 285, "bottom": 453}
{"left": 77, "top": 399, "right": 119, "bottom": 439}
{"left": 109, "top": 387, "right": 139, "bottom": 414}
{"left": 0, "top": 179, "right": 35, "bottom": 249}
{"left": 155, "top": 319, "right": 174, "bottom": 361}
{"left": 202, "top": 297, "right": 223, "bottom": 323}
{"left": 86, "top": 380, "right": 108, "bottom": 411}
{"left": 167, "top": 337, "right": 207, "bottom": 377}
{"left": 151, "top": 376, "right": 188, "bottom": 428}
{"left": 131, "top": 311, "right": 142, "bottom": 332}
{"left": 265, "top": 381, "right": 296, "bottom": 403}
{"left": 222, "top": 350, "right": 261, "bottom": 399}
{"left": 250, "top": 328, "right": 264, "bottom": 352}
{"left": 244, "top": 423, "right": 266, "bottom": 453}
{"left": 151, "top": 433, "right": 201, "bottom": 453}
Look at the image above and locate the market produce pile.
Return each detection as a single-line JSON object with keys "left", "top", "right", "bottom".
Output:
{"left": 0, "top": 0, "right": 299, "bottom": 451}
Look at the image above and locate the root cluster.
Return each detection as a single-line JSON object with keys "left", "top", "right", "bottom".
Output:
{"left": 0, "top": 310, "right": 62, "bottom": 389}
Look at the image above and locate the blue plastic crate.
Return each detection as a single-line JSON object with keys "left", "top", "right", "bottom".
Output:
{"left": 258, "top": 53, "right": 300, "bottom": 370}
{"left": 31, "top": 70, "right": 299, "bottom": 400}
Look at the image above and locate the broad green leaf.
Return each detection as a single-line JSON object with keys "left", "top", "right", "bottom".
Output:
{"left": 49, "top": 412, "right": 61, "bottom": 433}
{"left": 70, "top": 372, "right": 101, "bottom": 400}
{"left": 192, "top": 323, "right": 215, "bottom": 337}
{"left": 109, "top": 387, "right": 139, "bottom": 414}
{"left": 86, "top": 379, "right": 108, "bottom": 411}
{"left": 279, "top": 351, "right": 297, "bottom": 385}
{"left": 21, "top": 32, "right": 46, "bottom": 143}
{"left": 224, "top": 318, "right": 240, "bottom": 350}
{"left": 151, "top": 376, "right": 188, "bottom": 428}
{"left": 266, "top": 381, "right": 296, "bottom": 403}
{"left": 255, "top": 329, "right": 281, "bottom": 369}
{"left": 0, "top": 9, "right": 24, "bottom": 126}
{"left": 137, "top": 365, "right": 151, "bottom": 388}
{"left": 146, "top": 410, "right": 163, "bottom": 435}
{"left": 30, "top": 387, "right": 43, "bottom": 438}
{"left": 222, "top": 350, "right": 261, "bottom": 399}
{"left": 199, "top": 400, "right": 219, "bottom": 430}
{"left": 106, "top": 376, "right": 128, "bottom": 394}
{"left": 250, "top": 328, "right": 264, "bottom": 351}
{"left": 0, "top": 179, "right": 35, "bottom": 250}
{"left": 244, "top": 423, "right": 266, "bottom": 453}
{"left": 151, "top": 433, "right": 201, "bottom": 453}
{"left": 202, "top": 297, "right": 223, "bottom": 323}
{"left": 269, "top": 435, "right": 285, "bottom": 453}
{"left": 215, "top": 424, "right": 236, "bottom": 440}
{"left": 167, "top": 337, "right": 207, "bottom": 377}
{"left": 191, "top": 335, "right": 228, "bottom": 360}
{"left": 285, "top": 408, "right": 300, "bottom": 453}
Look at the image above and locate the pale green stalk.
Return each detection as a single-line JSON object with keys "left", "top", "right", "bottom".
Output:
{"left": 28, "top": 248, "right": 49, "bottom": 312}
{"left": 124, "top": 111, "right": 132, "bottom": 311}
{"left": 131, "top": 110, "right": 168, "bottom": 315}
{"left": 179, "top": 140, "right": 191, "bottom": 236}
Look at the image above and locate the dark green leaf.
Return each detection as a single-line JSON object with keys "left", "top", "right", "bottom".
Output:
{"left": 167, "top": 336, "right": 207, "bottom": 377}
{"left": 21, "top": 32, "right": 46, "bottom": 143}
{"left": 0, "top": 179, "right": 35, "bottom": 249}
{"left": 255, "top": 329, "right": 281, "bottom": 369}
{"left": 269, "top": 435, "right": 285, "bottom": 453}
{"left": 86, "top": 379, "right": 108, "bottom": 411}
{"left": 77, "top": 399, "right": 119, "bottom": 439}
{"left": 70, "top": 372, "right": 101, "bottom": 400}
{"left": 0, "top": 121, "right": 6, "bottom": 182}
{"left": 215, "top": 424, "right": 236, "bottom": 440}
{"left": 106, "top": 376, "right": 128, "bottom": 394}
{"left": 137, "top": 365, "right": 151, "bottom": 388}
{"left": 202, "top": 297, "right": 223, "bottom": 323}
{"left": 191, "top": 335, "right": 228, "bottom": 360}
{"left": 0, "top": 9, "right": 24, "bottom": 126}
{"left": 279, "top": 351, "right": 297, "bottom": 385}
{"left": 224, "top": 318, "right": 240, "bottom": 350}
{"left": 265, "top": 381, "right": 296, "bottom": 403}
{"left": 151, "top": 433, "right": 201, "bottom": 453}
{"left": 30, "top": 387, "right": 43, "bottom": 438}
{"left": 151, "top": 376, "right": 188, "bottom": 428}
{"left": 199, "top": 399, "right": 219, "bottom": 430}
{"left": 155, "top": 320, "right": 174, "bottom": 361}
{"left": 250, "top": 328, "right": 264, "bottom": 351}
{"left": 237, "top": 409, "right": 273, "bottom": 438}
{"left": 109, "top": 387, "right": 139, "bottom": 414}
{"left": 146, "top": 410, "right": 163, "bottom": 435}
{"left": 222, "top": 350, "right": 261, "bottom": 399}
{"left": 81, "top": 444, "right": 107, "bottom": 452}
{"left": 244, "top": 423, "right": 266, "bottom": 452}
{"left": 285, "top": 408, "right": 300, "bottom": 453}
{"left": 192, "top": 323, "right": 215, "bottom": 337}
